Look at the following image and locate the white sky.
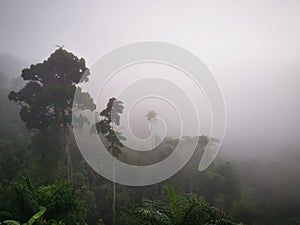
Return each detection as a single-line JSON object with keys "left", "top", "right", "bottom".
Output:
{"left": 1, "top": 0, "right": 300, "bottom": 158}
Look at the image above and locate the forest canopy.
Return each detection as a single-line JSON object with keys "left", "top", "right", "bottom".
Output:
{"left": 0, "top": 49, "right": 299, "bottom": 225}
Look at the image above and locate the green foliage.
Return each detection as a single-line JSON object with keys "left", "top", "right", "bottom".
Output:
{"left": 231, "top": 187, "right": 256, "bottom": 225}
{"left": 8, "top": 48, "right": 96, "bottom": 184}
{"left": 3, "top": 220, "right": 20, "bottom": 225}
{"left": 3, "top": 49, "right": 300, "bottom": 225}
{"left": 96, "top": 97, "right": 126, "bottom": 157}
{"left": 0, "top": 140, "right": 28, "bottom": 180}
{"left": 2, "top": 207, "right": 46, "bottom": 225}
{"left": 127, "top": 185, "right": 236, "bottom": 225}
{"left": 0, "top": 178, "right": 86, "bottom": 225}
{"left": 97, "top": 219, "right": 105, "bottom": 225}
{"left": 37, "top": 182, "right": 87, "bottom": 225}
{"left": 27, "top": 207, "right": 46, "bottom": 225}
{"left": 2, "top": 177, "right": 40, "bottom": 222}
{"left": 8, "top": 48, "right": 95, "bottom": 130}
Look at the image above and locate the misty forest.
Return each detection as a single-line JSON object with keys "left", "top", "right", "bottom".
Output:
{"left": 0, "top": 47, "right": 299, "bottom": 225}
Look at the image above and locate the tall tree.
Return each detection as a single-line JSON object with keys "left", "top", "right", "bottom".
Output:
{"left": 96, "top": 97, "right": 126, "bottom": 225}
{"left": 146, "top": 110, "right": 158, "bottom": 149}
{"left": 9, "top": 47, "right": 96, "bottom": 185}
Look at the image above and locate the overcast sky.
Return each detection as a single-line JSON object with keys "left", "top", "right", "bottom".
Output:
{"left": 1, "top": 0, "right": 300, "bottom": 158}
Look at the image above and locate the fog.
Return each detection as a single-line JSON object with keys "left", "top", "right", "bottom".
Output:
{"left": 1, "top": 0, "right": 300, "bottom": 160}
{"left": 2, "top": 2, "right": 300, "bottom": 225}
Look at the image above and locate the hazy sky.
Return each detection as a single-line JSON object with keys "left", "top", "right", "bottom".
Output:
{"left": 1, "top": 0, "right": 300, "bottom": 158}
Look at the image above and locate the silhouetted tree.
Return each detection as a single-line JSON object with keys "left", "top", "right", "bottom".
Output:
{"left": 9, "top": 48, "right": 96, "bottom": 185}
{"left": 145, "top": 110, "right": 158, "bottom": 121}
{"left": 96, "top": 97, "right": 126, "bottom": 225}
{"left": 96, "top": 98, "right": 126, "bottom": 157}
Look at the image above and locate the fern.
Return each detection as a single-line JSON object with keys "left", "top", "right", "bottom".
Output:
{"left": 127, "top": 185, "right": 237, "bottom": 225}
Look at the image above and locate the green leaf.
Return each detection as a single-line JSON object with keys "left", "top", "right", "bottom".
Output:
{"left": 27, "top": 207, "right": 46, "bottom": 225}
{"left": 3, "top": 220, "right": 20, "bottom": 225}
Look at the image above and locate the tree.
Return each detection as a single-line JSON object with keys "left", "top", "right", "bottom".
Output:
{"left": 96, "top": 97, "right": 125, "bottom": 157}
{"left": 96, "top": 97, "right": 126, "bottom": 225}
{"left": 8, "top": 47, "right": 96, "bottom": 185}
{"left": 145, "top": 110, "right": 158, "bottom": 149}
{"left": 145, "top": 110, "right": 158, "bottom": 122}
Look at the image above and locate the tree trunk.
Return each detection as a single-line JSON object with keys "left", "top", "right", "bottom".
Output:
{"left": 65, "top": 125, "right": 73, "bottom": 187}
{"left": 112, "top": 156, "right": 116, "bottom": 225}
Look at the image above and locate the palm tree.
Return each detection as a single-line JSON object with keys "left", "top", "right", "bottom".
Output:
{"left": 146, "top": 111, "right": 158, "bottom": 149}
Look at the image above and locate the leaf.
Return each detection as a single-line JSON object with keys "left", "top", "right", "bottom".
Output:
{"left": 3, "top": 220, "right": 20, "bottom": 225}
{"left": 27, "top": 207, "right": 46, "bottom": 225}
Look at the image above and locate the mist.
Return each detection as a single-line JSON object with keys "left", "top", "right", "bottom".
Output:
{"left": 1, "top": 1, "right": 300, "bottom": 225}
{"left": 1, "top": 0, "right": 300, "bottom": 159}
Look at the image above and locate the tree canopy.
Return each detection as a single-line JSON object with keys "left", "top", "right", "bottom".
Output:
{"left": 8, "top": 48, "right": 95, "bottom": 130}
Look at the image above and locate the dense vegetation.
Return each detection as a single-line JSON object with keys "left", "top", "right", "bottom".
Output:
{"left": 0, "top": 49, "right": 299, "bottom": 225}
